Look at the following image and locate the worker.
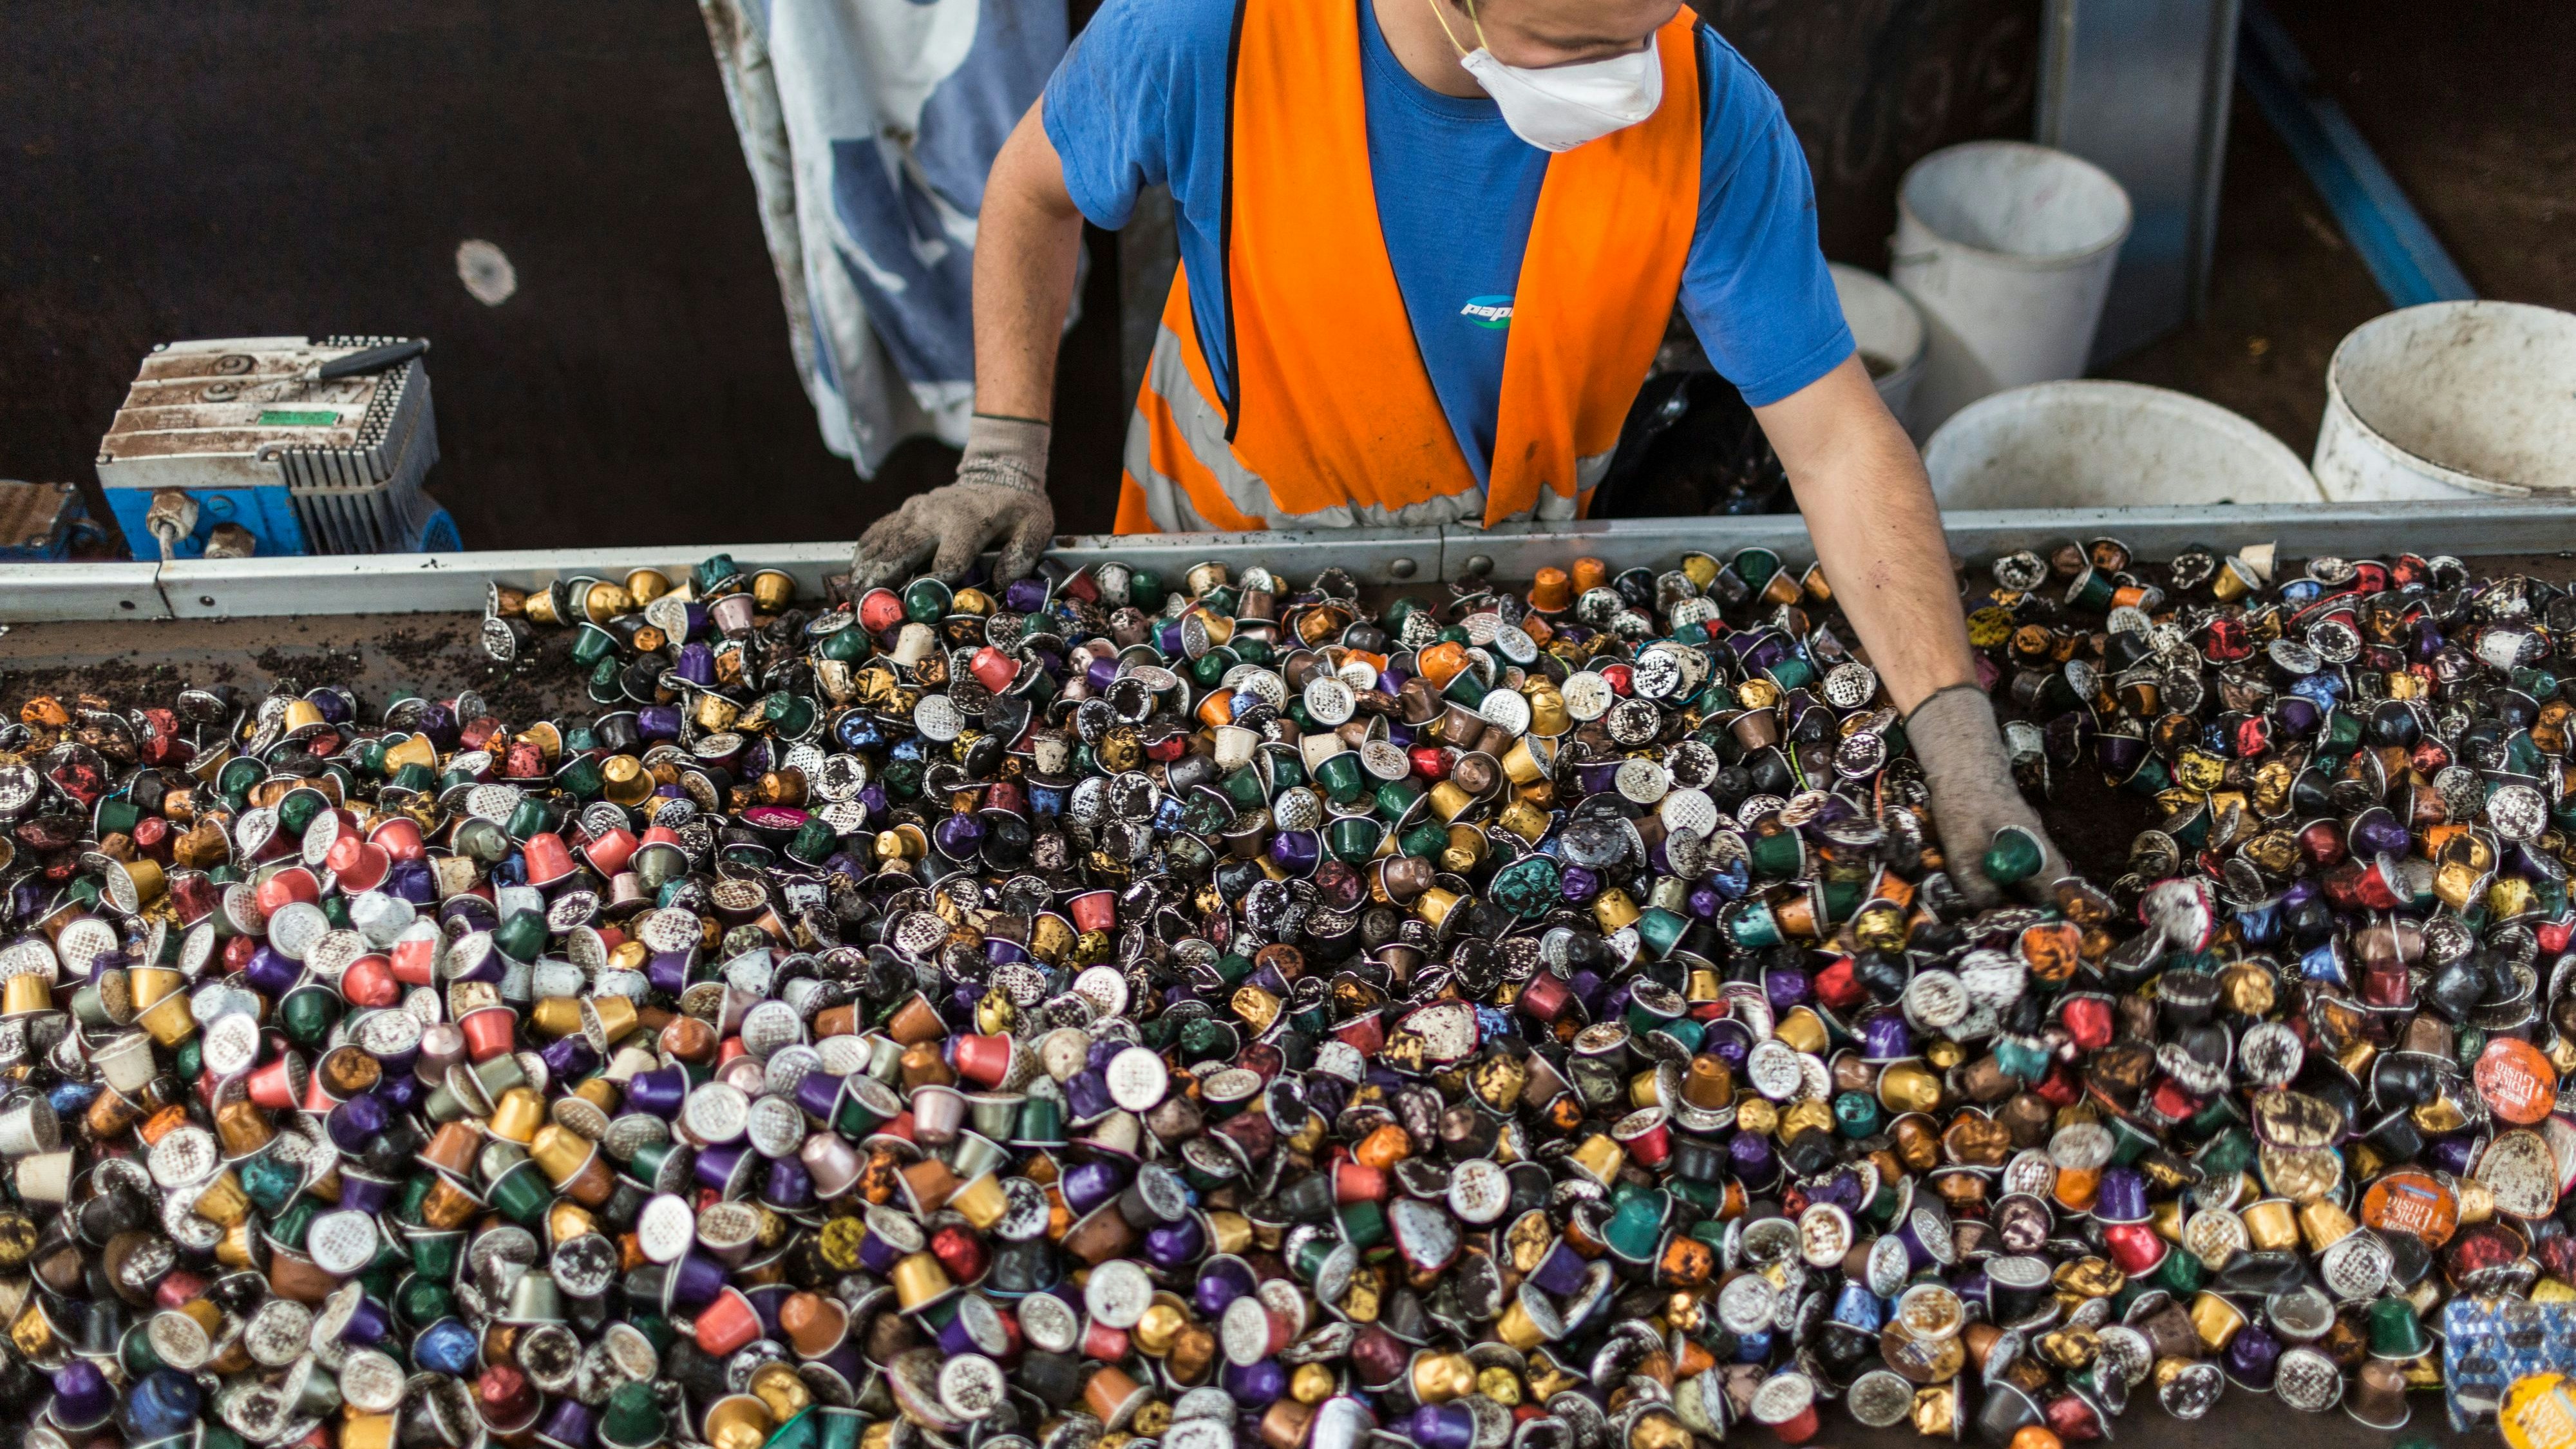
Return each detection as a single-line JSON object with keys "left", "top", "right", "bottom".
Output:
{"left": 848, "top": 0, "right": 2061, "bottom": 902}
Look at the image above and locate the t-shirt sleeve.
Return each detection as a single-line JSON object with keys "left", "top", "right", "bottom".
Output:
{"left": 1678, "top": 32, "right": 1855, "bottom": 408}
{"left": 1041, "top": 0, "right": 1231, "bottom": 232}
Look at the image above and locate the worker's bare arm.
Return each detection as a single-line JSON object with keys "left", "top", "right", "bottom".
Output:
{"left": 1756, "top": 355, "right": 2063, "bottom": 905}
{"left": 972, "top": 101, "right": 1090, "bottom": 425}
{"left": 1751, "top": 355, "right": 1977, "bottom": 712}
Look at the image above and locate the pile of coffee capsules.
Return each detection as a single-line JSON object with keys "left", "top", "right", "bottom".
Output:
{"left": 1, "top": 542, "right": 2570, "bottom": 1449}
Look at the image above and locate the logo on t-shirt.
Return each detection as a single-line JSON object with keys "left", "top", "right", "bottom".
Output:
{"left": 1460, "top": 295, "right": 1513, "bottom": 330}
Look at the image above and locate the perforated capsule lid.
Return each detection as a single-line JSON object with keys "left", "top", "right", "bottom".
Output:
{"left": 636, "top": 1193, "right": 696, "bottom": 1264}
{"left": 681, "top": 1081, "right": 749, "bottom": 1146}
{"left": 243, "top": 1297, "right": 314, "bottom": 1367}
{"left": 1750, "top": 1372, "right": 1814, "bottom": 1426}
{"left": 200, "top": 1012, "right": 263, "bottom": 1079}
{"left": 1448, "top": 1157, "right": 1511, "bottom": 1225}
{"left": 938, "top": 1354, "right": 1007, "bottom": 1421}
{"left": 307, "top": 1209, "right": 382, "bottom": 1276}
{"left": 148, "top": 1122, "right": 219, "bottom": 1188}
{"left": 339, "top": 1349, "right": 409, "bottom": 1414}
{"left": 1085, "top": 1258, "right": 1153, "bottom": 1329}
{"left": 1018, "top": 1288, "right": 1081, "bottom": 1354}
{"left": 744, "top": 1095, "right": 806, "bottom": 1159}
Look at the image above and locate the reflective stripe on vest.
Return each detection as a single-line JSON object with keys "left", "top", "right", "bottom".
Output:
{"left": 1115, "top": 0, "right": 1701, "bottom": 536}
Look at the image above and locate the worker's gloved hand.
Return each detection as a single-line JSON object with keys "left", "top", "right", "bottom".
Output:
{"left": 1907, "top": 682, "right": 2068, "bottom": 909}
{"left": 849, "top": 413, "right": 1056, "bottom": 591}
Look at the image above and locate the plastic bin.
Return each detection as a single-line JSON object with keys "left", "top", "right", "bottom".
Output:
{"left": 2314, "top": 301, "right": 2576, "bottom": 500}
{"left": 1923, "top": 381, "right": 2323, "bottom": 511}
{"left": 1892, "top": 142, "right": 2132, "bottom": 434}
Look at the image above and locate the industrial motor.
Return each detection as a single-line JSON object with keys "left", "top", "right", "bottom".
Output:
{"left": 0, "top": 480, "right": 99, "bottom": 562}
{"left": 95, "top": 336, "right": 459, "bottom": 559}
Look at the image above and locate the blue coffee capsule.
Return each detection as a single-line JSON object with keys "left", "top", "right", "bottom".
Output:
{"left": 46, "top": 1079, "right": 99, "bottom": 1121}
{"left": 1830, "top": 1281, "right": 1886, "bottom": 1332}
{"left": 413, "top": 1316, "right": 480, "bottom": 1376}
{"left": 120, "top": 1368, "right": 200, "bottom": 1441}
{"left": 2299, "top": 938, "right": 2349, "bottom": 987}
{"left": 2289, "top": 670, "right": 2344, "bottom": 708}
{"left": 2235, "top": 895, "right": 2285, "bottom": 945}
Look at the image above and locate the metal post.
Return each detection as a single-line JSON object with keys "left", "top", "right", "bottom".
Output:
{"left": 2235, "top": 0, "right": 2474, "bottom": 308}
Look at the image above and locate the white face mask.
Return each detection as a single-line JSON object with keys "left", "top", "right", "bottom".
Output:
{"left": 1427, "top": 0, "right": 1662, "bottom": 153}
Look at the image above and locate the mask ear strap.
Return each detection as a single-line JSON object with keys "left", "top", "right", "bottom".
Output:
{"left": 1421, "top": 0, "right": 1481, "bottom": 57}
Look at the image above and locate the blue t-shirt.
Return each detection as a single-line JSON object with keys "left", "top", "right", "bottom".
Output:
{"left": 1043, "top": 0, "right": 1853, "bottom": 488}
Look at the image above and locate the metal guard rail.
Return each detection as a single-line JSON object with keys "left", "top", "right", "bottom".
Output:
{"left": 1, "top": 501, "right": 2570, "bottom": 623}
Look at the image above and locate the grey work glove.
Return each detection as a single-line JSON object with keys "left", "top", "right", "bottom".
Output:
{"left": 849, "top": 413, "right": 1056, "bottom": 591}
{"left": 1906, "top": 683, "right": 2068, "bottom": 909}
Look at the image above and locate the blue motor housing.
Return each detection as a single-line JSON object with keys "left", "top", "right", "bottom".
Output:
{"left": 95, "top": 335, "right": 449, "bottom": 558}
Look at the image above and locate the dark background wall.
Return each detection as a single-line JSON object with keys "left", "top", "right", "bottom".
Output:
{"left": 0, "top": 0, "right": 2025, "bottom": 554}
{"left": 1707, "top": 0, "right": 2038, "bottom": 265}
{"left": 0, "top": 1, "right": 1128, "bottom": 549}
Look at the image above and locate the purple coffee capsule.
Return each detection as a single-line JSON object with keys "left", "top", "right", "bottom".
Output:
{"left": 665, "top": 1252, "right": 728, "bottom": 1312}
{"left": 1195, "top": 1257, "right": 1256, "bottom": 1317}
{"left": 535, "top": 1397, "right": 596, "bottom": 1449}
{"left": 1729, "top": 1130, "right": 1779, "bottom": 1189}
{"left": 377, "top": 1074, "right": 428, "bottom": 1115}
{"left": 625, "top": 1065, "right": 690, "bottom": 1119}
{"left": 1408, "top": 1405, "right": 1475, "bottom": 1449}
{"left": 1063, "top": 1070, "right": 1115, "bottom": 1126}
{"left": 741, "top": 1282, "right": 792, "bottom": 1338}
{"left": 1266, "top": 830, "right": 1320, "bottom": 875}
{"left": 692, "top": 1143, "right": 753, "bottom": 1197}
{"left": 337, "top": 1168, "right": 401, "bottom": 1217}
{"left": 933, "top": 814, "right": 985, "bottom": 861}
{"left": 793, "top": 1072, "right": 847, "bottom": 1122}
{"left": 645, "top": 951, "right": 693, "bottom": 996}
{"left": 1529, "top": 1237, "right": 1589, "bottom": 1296}
{"left": 326, "top": 1093, "right": 389, "bottom": 1153}
{"left": 1861, "top": 1012, "right": 1913, "bottom": 1062}
{"left": 761, "top": 1155, "right": 813, "bottom": 1209}
{"left": 1765, "top": 967, "right": 1814, "bottom": 1014}
{"left": 1224, "top": 1358, "right": 1287, "bottom": 1407}
{"left": 2223, "top": 1320, "right": 2282, "bottom": 1390}
{"left": 1142, "top": 1217, "right": 1205, "bottom": 1269}
{"left": 242, "top": 944, "right": 302, "bottom": 996}
{"left": 2091, "top": 1165, "right": 2150, "bottom": 1223}
{"left": 1060, "top": 1158, "right": 1126, "bottom": 1216}
{"left": 540, "top": 1036, "right": 599, "bottom": 1081}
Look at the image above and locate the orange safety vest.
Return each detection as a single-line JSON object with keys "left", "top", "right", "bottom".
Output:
{"left": 1114, "top": 0, "right": 1704, "bottom": 535}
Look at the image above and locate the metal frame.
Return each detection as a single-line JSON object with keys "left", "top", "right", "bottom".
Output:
{"left": 2037, "top": 0, "right": 2244, "bottom": 362}
{"left": 2237, "top": 0, "right": 2474, "bottom": 308}
{"left": 7, "top": 501, "right": 2574, "bottom": 624}
{"left": 0, "top": 562, "right": 167, "bottom": 622}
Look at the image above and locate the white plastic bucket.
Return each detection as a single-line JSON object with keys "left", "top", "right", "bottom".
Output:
{"left": 2314, "top": 301, "right": 2576, "bottom": 500}
{"left": 1891, "top": 142, "right": 2133, "bottom": 435}
{"left": 1829, "top": 263, "right": 1928, "bottom": 432}
{"left": 1923, "top": 381, "right": 2324, "bottom": 511}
